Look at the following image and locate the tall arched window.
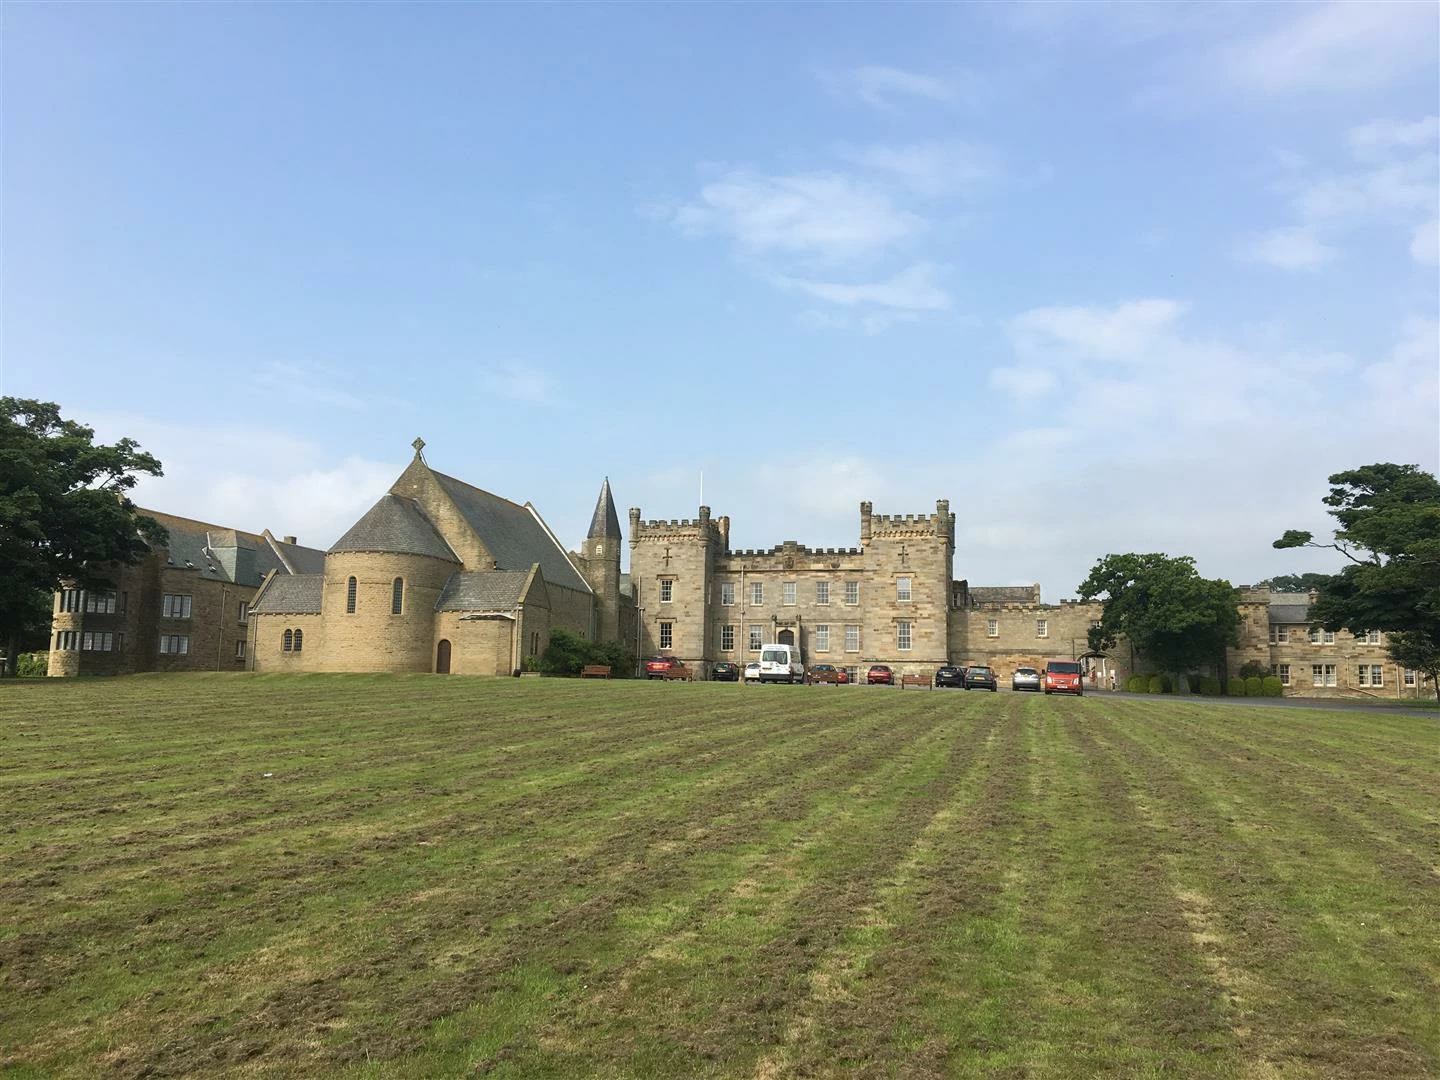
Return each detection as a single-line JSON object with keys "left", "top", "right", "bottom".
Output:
{"left": 293, "top": 628, "right": 304, "bottom": 652}
{"left": 346, "top": 576, "right": 357, "bottom": 613}
{"left": 283, "top": 629, "right": 294, "bottom": 652}
{"left": 392, "top": 577, "right": 404, "bottom": 615}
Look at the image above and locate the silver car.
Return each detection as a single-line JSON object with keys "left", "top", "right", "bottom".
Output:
{"left": 1012, "top": 666, "right": 1042, "bottom": 692}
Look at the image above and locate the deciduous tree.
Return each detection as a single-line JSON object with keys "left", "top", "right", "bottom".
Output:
{"left": 1079, "top": 553, "right": 1240, "bottom": 677}
{"left": 0, "top": 399, "right": 166, "bottom": 674}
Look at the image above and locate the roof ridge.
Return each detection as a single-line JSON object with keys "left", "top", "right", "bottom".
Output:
{"left": 430, "top": 469, "right": 527, "bottom": 512}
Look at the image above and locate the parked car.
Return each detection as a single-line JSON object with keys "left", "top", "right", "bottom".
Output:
{"left": 1044, "top": 659, "right": 1085, "bottom": 696}
{"left": 758, "top": 643, "right": 805, "bottom": 684}
{"left": 805, "top": 663, "right": 849, "bottom": 685}
{"left": 645, "top": 656, "right": 683, "bottom": 680}
{"left": 934, "top": 665, "right": 965, "bottom": 688}
{"left": 1011, "top": 666, "right": 1042, "bottom": 692}
{"left": 866, "top": 664, "right": 894, "bottom": 685}
{"left": 743, "top": 661, "right": 761, "bottom": 683}
{"left": 963, "top": 665, "right": 999, "bottom": 691}
{"left": 711, "top": 661, "right": 739, "bottom": 682}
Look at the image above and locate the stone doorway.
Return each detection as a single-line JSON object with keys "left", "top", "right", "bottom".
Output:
{"left": 777, "top": 629, "right": 795, "bottom": 647}
{"left": 436, "top": 639, "right": 452, "bottom": 674}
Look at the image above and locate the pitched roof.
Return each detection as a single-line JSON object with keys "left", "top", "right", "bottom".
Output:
{"left": 140, "top": 509, "right": 323, "bottom": 588}
{"left": 968, "top": 585, "right": 1041, "bottom": 606}
{"left": 1269, "top": 603, "right": 1310, "bottom": 625}
{"left": 588, "top": 478, "right": 622, "bottom": 540}
{"left": 329, "top": 494, "right": 459, "bottom": 562}
{"left": 252, "top": 575, "right": 324, "bottom": 614}
{"left": 435, "top": 571, "right": 531, "bottom": 611}
{"left": 268, "top": 534, "right": 326, "bottom": 575}
{"left": 430, "top": 470, "right": 590, "bottom": 593}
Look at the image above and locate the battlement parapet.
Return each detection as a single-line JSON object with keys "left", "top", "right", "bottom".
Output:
{"left": 726, "top": 545, "right": 865, "bottom": 559}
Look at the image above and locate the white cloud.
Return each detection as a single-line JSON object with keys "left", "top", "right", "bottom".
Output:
{"left": 1410, "top": 221, "right": 1439, "bottom": 265}
{"left": 989, "top": 366, "right": 1058, "bottom": 397}
{"left": 253, "top": 361, "right": 370, "bottom": 411}
{"left": 836, "top": 141, "right": 996, "bottom": 195}
{"left": 1348, "top": 116, "right": 1440, "bottom": 162}
{"left": 1009, "top": 299, "right": 1187, "bottom": 361}
{"left": 1236, "top": 226, "right": 1338, "bottom": 270}
{"left": 668, "top": 170, "right": 925, "bottom": 260}
{"left": 776, "top": 263, "right": 950, "bottom": 311}
{"left": 841, "top": 65, "right": 973, "bottom": 110}
{"left": 1217, "top": 1, "right": 1438, "bottom": 94}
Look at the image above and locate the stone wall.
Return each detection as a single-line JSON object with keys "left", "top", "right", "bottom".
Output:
{"left": 317, "top": 551, "right": 458, "bottom": 672}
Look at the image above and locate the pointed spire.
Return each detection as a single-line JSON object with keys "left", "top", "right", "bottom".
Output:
{"left": 587, "top": 477, "right": 622, "bottom": 540}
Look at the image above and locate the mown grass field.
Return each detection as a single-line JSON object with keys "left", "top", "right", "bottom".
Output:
{"left": 2, "top": 675, "right": 1436, "bottom": 1079}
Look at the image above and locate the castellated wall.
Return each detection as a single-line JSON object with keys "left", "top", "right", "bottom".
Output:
{"left": 318, "top": 551, "right": 458, "bottom": 672}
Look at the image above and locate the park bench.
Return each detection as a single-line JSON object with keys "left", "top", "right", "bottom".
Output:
{"left": 580, "top": 665, "right": 612, "bottom": 679}
{"left": 900, "top": 674, "right": 930, "bottom": 690}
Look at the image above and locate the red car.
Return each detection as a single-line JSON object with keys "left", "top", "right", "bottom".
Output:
{"left": 1043, "top": 660, "right": 1084, "bottom": 696}
{"left": 866, "top": 664, "right": 894, "bottom": 685}
{"left": 645, "top": 656, "right": 683, "bottom": 680}
{"left": 805, "top": 664, "right": 849, "bottom": 685}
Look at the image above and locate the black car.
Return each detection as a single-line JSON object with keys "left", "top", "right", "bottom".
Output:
{"left": 963, "top": 665, "right": 999, "bottom": 691}
{"left": 934, "top": 665, "right": 965, "bottom": 688}
{"left": 711, "top": 661, "right": 740, "bottom": 682}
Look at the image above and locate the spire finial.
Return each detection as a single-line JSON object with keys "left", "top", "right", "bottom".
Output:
{"left": 412, "top": 437, "right": 426, "bottom": 458}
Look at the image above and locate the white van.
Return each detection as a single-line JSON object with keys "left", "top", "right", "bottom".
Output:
{"left": 758, "top": 643, "right": 805, "bottom": 684}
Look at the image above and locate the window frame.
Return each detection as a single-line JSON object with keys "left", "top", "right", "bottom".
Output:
{"left": 721, "top": 624, "right": 735, "bottom": 651}
{"left": 844, "top": 625, "right": 860, "bottom": 652}
{"left": 986, "top": 618, "right": 998, "bottom": 638}
{"left": 815, "top": 581, "right": 829, "bottom": 605}
{"left": 659, "top": 621, "right": 673, "bottom": 650}
{"left": 748, "top": 625, "right": 763, "bottom": 651}
{"left": 346, "top": 577, "right": 357, "bottom": 614}
{"left": 1036, "top": 618, "right": 1049, "bottom": 639}
{"left": 844, "top": 581, "right": 859, "bottom": 606}
{"left": 782, "top": 581, "right": 796, "bottom": 606}
{"left": 896, "top": 620, "right": 912, "bottom": 651}
{"left": 896, "top": 577, "right": 912, "bottom": 602}
{"left": 720, "top": 582, "right": 735, "bottom": 607}
{"left": 751, "top": 581, "right": 764, "bottom": 607}
{"left": 392, "top": 577, "right": 404, "bottom": 615}
{"left": 814, "top": 624, "right": 830, "bottom": 652}
{"left": 659, "top": 578, "right": 674, "bottom": 603}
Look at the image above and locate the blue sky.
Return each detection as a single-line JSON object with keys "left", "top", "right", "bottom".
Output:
{"left": 4, "top": 2, "right": 1437, "bottom": 597}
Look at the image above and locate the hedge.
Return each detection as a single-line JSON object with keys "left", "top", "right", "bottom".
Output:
{"left": 1126, "top": 675, "right": 1147, "bottom": 693}
{"left": 1244, "top": 675, "right": 1263, "bottom": 696}
{"left": 1147, "top": 675, "right": 1166, "bottom": 694}
{"left": 1227, "top": 679, "right": 1247, "bottom": 696}
{"left": 1199, "top": 676, "right": 1223, "bottom": 696}
{"left": 1261, "top": 675, "right": 1284, "bottom": 697}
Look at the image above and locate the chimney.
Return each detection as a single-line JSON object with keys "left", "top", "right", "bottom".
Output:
{"left": 283, "top": 536, "right": 297, "bottom": 545}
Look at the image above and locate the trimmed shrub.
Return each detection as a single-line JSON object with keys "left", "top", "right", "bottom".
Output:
{"left": 1227, "top": 679, "right": 1247, "bottom": 696}
{"left": 1244, "top": 675, "right": 1263, "bottom": 696}
{"left": 16, "top": 652, "right": 48, "bottom": 678}
{"left": 1147, "top": 675, "right": 1166, "bottom": 694}
{"left": 1261, "top": 675, "right": 1283, "bottom": 697}
{"left": 1238, "top": 660, "right": 1271, "bottom": 680}
{"left": 1126, "top": 675, "right": 1147, "bottom": 693}
{"left": 1200, "top": 676, "right": 1223, "bottom": 696}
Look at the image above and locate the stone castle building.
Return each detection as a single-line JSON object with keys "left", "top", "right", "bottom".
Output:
{"left": 46, "top": 440, "right": 1431, "bottom": 698}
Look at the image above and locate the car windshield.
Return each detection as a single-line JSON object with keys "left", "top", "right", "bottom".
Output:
{"left": 1048, "top": 662, "right": 1083, "bottom": 674}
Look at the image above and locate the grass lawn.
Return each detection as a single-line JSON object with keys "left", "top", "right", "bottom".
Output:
{"left": 2, "top": 675, "right": 1436, "bottom": 1078}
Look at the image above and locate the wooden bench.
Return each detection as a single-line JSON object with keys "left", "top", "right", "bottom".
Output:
{"left": 580, "top": 665, "right": 612, "bottom": 679}
{"left": 661, "top": 664, "right": 694, "bottom": 682}
{"left": 900, "top": 674, "right": 931, "bottom": 690}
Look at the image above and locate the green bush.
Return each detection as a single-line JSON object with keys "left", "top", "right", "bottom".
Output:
{"left": 1147, "top": 675, "right": 1166, "bottom": 694}
{"left": 15, "top": 652, "right": 48, "bottom": 678}
{"left": 1261, "top": 675, "right": 1284, "bottom": 697}
{"left": 1126, "top": 675, "right": 1147, "bottom": 693}
{"left": 538, "top": 629, "right": 635, "bottom": 677}
{"left": 1244, "top": 675, "right": 1263, "bottom": 696}
{"left": 1200, "top": 676, "right": 1223, "bottom": 696}
{"left": 1238, "top": 660, "right": 1271, "bottom": 680}
{"left": 1227, "top": 679, "right": 1247, "bottom": 696}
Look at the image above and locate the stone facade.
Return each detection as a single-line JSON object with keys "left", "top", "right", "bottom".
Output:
{"left": 47, "top": 513, "right": 322, "bottom": 676}
{"left": 249, "top": 445, "right": 634, "bottom": 675}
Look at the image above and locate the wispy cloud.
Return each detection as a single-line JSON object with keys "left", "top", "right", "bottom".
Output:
{"left": 1009, "top": 299, "right": 1187, "bottom": 361}
{"left": 1236, "top": 226, "right": 1338, "bottom": 270}
{"left": 834, "top": 65, "right": 977, "bottom": 110}
{"left": 667, "top": 170, "right": 924, "bottom": 261}
{"left": 775, "top": 263, "right": 950, "bottom": 312}
{"left": 476, "top": 362, "right": 558, "bottom": 405}
{"left": 1411, "top": 221, "right": 1439, "bottom": 266}
{"left": 836, "top": 140, "right": 997, "bottom": 196}
{"left": 253, "top": 361, "right": 370, "bottom": 411}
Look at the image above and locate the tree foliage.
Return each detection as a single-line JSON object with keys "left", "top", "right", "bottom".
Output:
{"left": 1079, "top": 553, "right": 1240, "bottom": 675}
{"left": 538, "top": 628, "right": 636, "bottom": 677}
{"left": 1252, "top": 572, "right": 1332, "bottom": 593}
{"left": 1274, "top": 463, "right": 1440, "bottom": 640}
{"left": 0, "top": 399, "right": 166, "bottom": 673}
{"left": 1384, "top": 631, "right": 1440, "bottom": 701}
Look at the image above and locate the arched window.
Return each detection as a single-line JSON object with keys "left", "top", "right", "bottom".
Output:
{"left": 283, "top": 629, "right": 293, "bottom": 652}
{"left": 392, "top": 577, "right": 404, "bottom": 615}
{"left": 346, "top": 576, "right": 357, "bottom": 613}
{"left": 293, "top": 628, "right": 304, "bottom": 652}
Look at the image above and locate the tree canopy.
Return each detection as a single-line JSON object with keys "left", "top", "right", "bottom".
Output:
{"left": 1078, "top": 553, "right": 1240, "bottom": 675}
{"left": 1273, "top": 463, "right": 1440, "bottom": 637}
{"left": 0, "top": 398, "right": 166, "bottom": 673}
{"left": 1252, "top": 572, "right": 1332, "bottom": 593}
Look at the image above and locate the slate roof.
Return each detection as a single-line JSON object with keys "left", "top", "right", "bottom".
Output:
{"left": 251, "top": 575, "right": 324, "bottom": 614}
{"left": 435, "top": 571, "right": 531, "bottom": 612}
{"left": 1269, "top": 603, "right": 1311, "bottom": 625}
{"left": 141, "top": 509, "right": 324, "bottom": 588}
{"left": 430, "top": 470, "right": 590, "bottom": 593}
{"left": 968, "top": 585, "right": 1041, "bottom": 605}
{"left": 329, "top": 494, "right": 459, "bottom": 561}
{"left": 588, "top": 478, "right": 622, "bottom": 540}
{"left": 269, "top": 535, "right": 326, "bottom": 575}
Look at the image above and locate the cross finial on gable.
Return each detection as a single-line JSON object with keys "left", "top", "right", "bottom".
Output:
{"left": 412, "top": 437, "right": 426, "bottom": 458}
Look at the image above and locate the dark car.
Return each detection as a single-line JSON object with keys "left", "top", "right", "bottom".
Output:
{"left": 645, "top": 656, "right": 683, "bottom": 680}
{"left": 866, "top": 664, "right": 894, "bottom": 685}
{"left": 963, "top": 665, "right": 999, "bottom": 691}
{"left": 934, "top": 665, "right": 965, "bottom": 688}
{"left": 805, "top": 663, "right": 849, "bottom": 685}
{"left": 1044, "top": 659, "right": 1084, "bottom": 696}
{"left": 1011, "top": 666, "right": 1042, "bottom": 692}
{"left": 711, "top": 661, "right": 740, "bottom": 682}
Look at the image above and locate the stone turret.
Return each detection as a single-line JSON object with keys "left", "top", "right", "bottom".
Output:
{"left": 579, "top": 478, "right": 623, "bottom": 642}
